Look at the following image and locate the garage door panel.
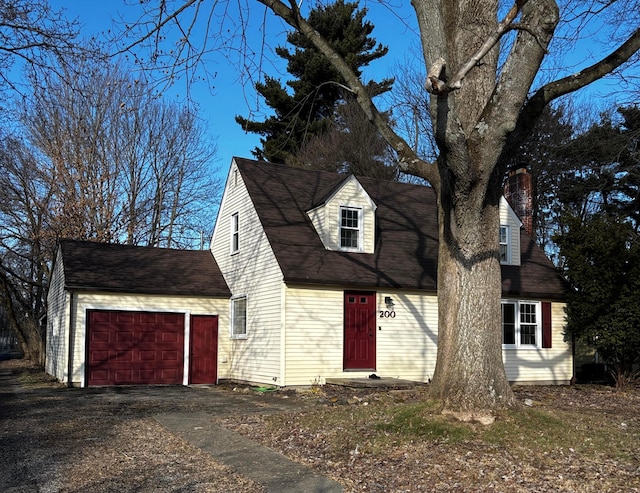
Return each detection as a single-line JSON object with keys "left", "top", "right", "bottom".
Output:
{"left": 115, "top": 312, "right": 135, "bottom": 323}
{"left": 91, "top": 331, "right": 111, "bottom": 343}
{"left": 115, "top": 332, "right": 134, "bottom": 343}
{"left": 139, "top": 350, "right": 156, "bottom": 361}
{"left": 161, "top": 331, "right": 179, "bottom": 343}
{"left": 87, "top": 310, "right": 184, "bottom": 386}
{"left": 162, "top": 313, "right": 182, "bottom": 325}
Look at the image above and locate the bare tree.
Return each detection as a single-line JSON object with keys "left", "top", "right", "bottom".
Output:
{"left": 22, "top": 59, "right": 220, "bottom": 248}
{"left": 122, "top": 0, "right": 640, "bottom": 414}
{"left": 0, "top": 0, "right": 96, "bottom": 99}
{"left": 0, "top": 136, "right": 54, "bottom": 363}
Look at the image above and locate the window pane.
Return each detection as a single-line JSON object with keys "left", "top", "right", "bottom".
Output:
{"left": 341, "top": 208, "right": 358, "bottom": 228}
{"left": 520, "top": 303, "right": 536, "bottom": 324}
{"left": 231, "top": 213, "right": 239, "bottom": 252}
{"left": 340, "top": 208, "right": 359, "bottom": 249}
{"left": 502, "top": 303, "right": 516, "bottom": 345}
{"left": 499, "top": 226, "right": 508, "bottom": 243}
{"left": 340, "top": 226, "right": 358, "bottom": 248}
{"left": 233, "top": 298, "right": 246, "bottom": 336}
{"left": 499, "top": 244, "right": 508, "bottom": 262}
{"left": 499, "top": 226, "right": 508, "bottom": 262}
{"left": 520, "top": 303, "right": 537, "bottom": 345}
{"left": 521, "top": 324, "right": 536, "bottom": 345}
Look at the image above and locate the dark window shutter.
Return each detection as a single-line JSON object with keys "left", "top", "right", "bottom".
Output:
{"left": 542, "top": 302, "right": 552, "bottom": 348}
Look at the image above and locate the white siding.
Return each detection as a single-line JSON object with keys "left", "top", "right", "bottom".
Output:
{"left": 69, "top": 292, "right": 227, "bottom": 386}
{"left": 45, "top": 250, "right": 71, "bottom": 382}
{"left": 211, "top": 159, "right": 285, "bottom": 385}
{"left": 307, "top": 176, "right": 376, "bottom": 253}
{"left": 283, "top": 285, "right": 438, "bottom": 385}
{"left": 499, "top": 197, "right": 522, "bottom": 266}
{"left": 503, "top": 302, "right": 572, "bottom": 384}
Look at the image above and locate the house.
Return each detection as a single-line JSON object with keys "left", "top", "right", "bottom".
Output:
{"left": 45, "top": 240, "right": 230, "bottom": 387}
{"left": 45, "top": 157, "right": 572, "bottom": 388}
{"left": 212, "top": 158, "right": 572, "bottom": 387}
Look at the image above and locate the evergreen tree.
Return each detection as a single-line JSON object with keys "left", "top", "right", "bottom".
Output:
{"left": 556, "top": 214, "right": 640, "bottom": 387}
{"left": 236, "top": 0, "right": 392, "bottom": 164}
{"left": 554, "top": 104, "right": 640, "bottom": 387}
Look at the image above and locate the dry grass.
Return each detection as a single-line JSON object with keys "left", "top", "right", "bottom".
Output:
{"left": 219, "top": 385, "right": 640, "bottom": 492}
{"left": 2, "top": 359, "right": 639, "bottom": 492}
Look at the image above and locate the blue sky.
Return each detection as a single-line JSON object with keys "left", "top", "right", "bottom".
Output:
{"left": 47, "top": 1, "right": 636, "bottom": 180}
{"left": 49, "top": 0, "right": 420, "bottom": 179}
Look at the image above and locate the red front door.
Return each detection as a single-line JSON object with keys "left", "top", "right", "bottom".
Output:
{"left": 189, "top": 315, "right": 218, "bottom": 384}
{"left": 343, "top": 291, "right": 376, "bottom": 370}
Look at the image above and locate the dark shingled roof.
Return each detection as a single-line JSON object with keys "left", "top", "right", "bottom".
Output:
{"left": 234, "top": 157, "right": 567, "bottom": 300}
{"left": 58, "top": 240, "right": 230, "bottom": 297}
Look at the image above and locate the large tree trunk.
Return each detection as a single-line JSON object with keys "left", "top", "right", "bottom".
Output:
{"left": 429, "top": 168, "right": 516, "bottom": 412}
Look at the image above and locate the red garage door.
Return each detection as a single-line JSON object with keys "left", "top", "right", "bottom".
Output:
{"left": 87, "top": 310, "right": 184, "bottom": 386}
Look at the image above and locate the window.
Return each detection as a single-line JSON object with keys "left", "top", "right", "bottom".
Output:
{"left": 230, "top": 213, "right": 239, "bottom": 253}
{"left": 499, "top": 225, "right": 510, "bottom": 264}
{"left": 502, "top": 301, "right": 540, "bottom": 348}
{"left": 340, "top": 207, "right": 361, "bottom": 250}
{"left": 231, "top": 296, "right": 247, "bottom": 338}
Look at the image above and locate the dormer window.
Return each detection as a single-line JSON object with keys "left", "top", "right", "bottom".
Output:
{"left": 499, "top": 225, "right": 510, "bottom": 264}
{"left": 340, "top": 207, "right": 361, "bottom": 251}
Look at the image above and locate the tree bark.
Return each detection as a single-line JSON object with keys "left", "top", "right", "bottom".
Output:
{"left": 430, "top": 168, "right": 515, "bottom": 411}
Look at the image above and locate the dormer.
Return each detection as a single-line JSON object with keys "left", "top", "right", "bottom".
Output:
{"left": 499, "top": 196, "right": 522, "bottom": 266}
{"left": 307, "top": 175, "right": 376, "bottom": 254}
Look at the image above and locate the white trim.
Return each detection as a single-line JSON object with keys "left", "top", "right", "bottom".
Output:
{"left": 182, "top": 311, "right": 191, "bottom": 386}
{"left": 338, "top": 205, "right": 363, "bottom": 252}
{"left": 499, "top": 225, "right": 511, "bottom": 265}
{"left": 501, "top": 300, "right": 542, "bottom": 349}
{"left": 230, "top": 295, "right": 248, "bottom": 339}
{"left": 230, "top": 212, "right": 239, "bottom": 254}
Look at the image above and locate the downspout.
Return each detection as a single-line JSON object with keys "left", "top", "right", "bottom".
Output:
{"left": 279, "top": 279, "right": 286, "bottom": 386}
{"left": 66, "top": 290, "right": 75, "bottom": 388}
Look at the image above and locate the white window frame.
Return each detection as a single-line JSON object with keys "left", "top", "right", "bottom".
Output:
{"left": 499, "top": 225, "right": 510, "bottom": 264}
{"left": 230, "top": 295, "right": 247, "bottom": 339}
{"left": 502, "top": 300, "right": 541, "bottom": 349}
{"left": 339, "top": 206, "right": 363, "bottom": 252}
{"left": 230, "top": 212, "right": 239, "bottom": 254}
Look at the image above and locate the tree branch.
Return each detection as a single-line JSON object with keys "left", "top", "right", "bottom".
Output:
{"left": 426, "top": 0, "right": 529, "bottom": 94}
{"left": 502, "top": 27, "right": 640, "bottom": 163}
{"left": 112, "top": 0, "right": 199, "bottom": 56}
{"left": 258, "top": 0, "right": 438, "bottom": 185}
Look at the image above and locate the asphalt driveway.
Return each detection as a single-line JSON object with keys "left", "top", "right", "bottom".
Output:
{"left": 0, "top": 360, "right": 342, "bottom": 492}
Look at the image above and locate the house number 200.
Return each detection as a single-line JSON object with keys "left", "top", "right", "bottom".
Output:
{"left": 379, "top": 310, "right": 396, "bottom": 318}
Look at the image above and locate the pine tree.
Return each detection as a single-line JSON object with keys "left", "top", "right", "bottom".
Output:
{"left": 236, "top": 0, "right": 392, "bottom": 164}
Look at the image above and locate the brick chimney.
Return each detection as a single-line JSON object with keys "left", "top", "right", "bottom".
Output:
{"left": 504, "top": 167, "right": 533, "bottom": 237}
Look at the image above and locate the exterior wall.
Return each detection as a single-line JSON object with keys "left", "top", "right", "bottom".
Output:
{"left": 211, "top": 160, "right": 285, "bottom": 385}
{"left": 503, "top": 301, "right": 572, "bottom": 384}
{"left": 45, "top": 250, "right": 71, "bottom": 382}
{"left": 68, "top": 292, "right": 228, "bottom": 386}
{"left": 307, "top": 176, "right": 376, "bottom": 253}
{"left": 499, "top": 197, "right": 522, "bottom": 266}
{"left": 282, "top": 284, "right": 571, "bottom": 387}
{"left": 282, "top": 285, "right": 439, "bottom": 386}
